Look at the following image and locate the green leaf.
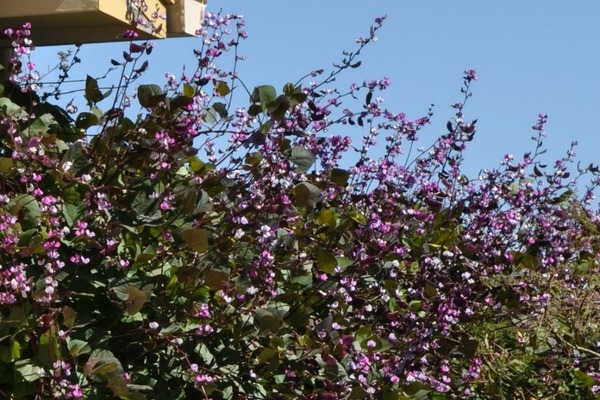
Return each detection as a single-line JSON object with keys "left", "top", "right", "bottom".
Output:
{"left": 284, "top": 305, "right": 311, "bottom": 328}
{"left": 347, "top": 207, "right": 367, "bottom": 224}
{"left": 215, "top": 80, "right": 230, "bottom": 96}
{"left": 289, "top": 91, "right": 308, "bottom": 107}
{"left": 27, "top": 115, "right": 51, "bottom": 135}
{"left": 62, "top": 203, "right": 85, "bottom": 228}
{"left": 211, "top": 102, "right": 228, "bottom": 119}
{"left": 335, "top": 256, "right": 352, "bottom": 272}
{"left": 258, "top": 347, "right": 277, "bottom": 363}
{"left": 248, "top": 103, "right": 262, "bottom": 117}
{"left": 0, "top": 157, "right": 13, "bottom": 174}
{"left": 137, "top": 84, "right": 165, "bottom": 108}
{"left": 323, "top": 359, "right": 341, "bottom": 380}
{"left": 573, "top": 369, "right": 596, "bottom": 388}
{"left": 17, "top": 228, "right": 42, "bottom": 249}
{"left": 282, "top": 82, "right": 307, "bottom": 105}
{"left": 182, "top": 190, "right": 197, "bottom": 217}
{"left": 91, "top": 362, "right": 118, "bottom": 376}
{"left": 402, "top": 382, "right": 432, "bottom": 399}
{"left": 112, "top": 277, "right": 151, "bottom": 303}
{"left": 102, "top": 87, "right": 113, "bottom": 100}
{"left": 188, "top": 157, "right": 206, "bottom": 173}
{"left": 252, "top": 85, "right": 277, "bottom": 111}
{"left": 267, "top": 94, "right": 290, "bottom": 120}
{"left": 0, "top": 338, "right": 21, "bottom": 363}
{"left": 14, "top": 359, "right": 44, "bottom": 382}
{"left": 291, "top": 274, "right": 312, "bottom": 289}
{"left": 255, "top": 309, "right": 281, "bottom": 334}
{"left": 317, "top": 208, "right": 337, "bottom": 229}
{"left": 125, "top": 384, "right": 153, "bottom": 392}
{"left": 85, "top": 75, "right": 105, "bottom": 104}
{"left": 120, "top": 392, "right": 147, "bottom": 400}
{"left": 181, "top": 228, "right": 209, "bottom": 253}
{"left": 131, "top": 189, "right": 159, "bottom": 221}
{"left": 316, "top": 249, "right": 337, "bottom": 273}
{"left": 330, "top": 168, "right": 350, "bottom": 186}
{"left": 459, "top": 338, "right": 479, "bottom": 358}
{"left": 204, "top": 105, "right": 219, "bottom": 124}
{"left": 38, "top": 331, "right": 60, "bottom": 367}
{"left": 290, "top": 146, "right": 316, "bottom": 172}
{"left": 61, "top": 306, "right": 77, "bottom": 328}
{"left": 355, "top": 326, "right": 371, "bottom": 343}
{"left": 76, "top": 112, "right": 99, "bottom": 129}
{"left": 0, "top": 97, "right": 26, "bottom": 118}
{"left": 108, "top": 376, "right": 129, "bottom": 396}
{"left": 85, "top": 349, "right": 124, "bottom": 381}
{"left": 293, "top": 182, "right": 323, "bottom": 207}
{"left": 349, "top": 387, "right": 367, "bottom": 400}
{"left": 6, "top": 306, "right": 28, "bottom": 328}
{"left": 194, "top": 190, "right": 213, "bottom": 214}
{"left": 423, "top": 283, "right": 437, "bottom": 300}
{"left": 408, "top": 300, "right": 422, "bottom": 312}
{"left": 360, "top": 336, "right": 384, "bottom": 351}
{"left": 68, "top": 339, "right": 92, "bottom": 357}
{"left": 169, "top": 95, "right": 193, "bottom": 111}
{"left": 126, "top": 287, "right": 147, "bottom": 315}
{"left": 259, "top": 120, "right": 273, "bottom": 134}
{"left": 183, "top": 83, "right": 196, "bottom": 98}
{"left": 245, "top": 152, "right": 262, "bottom": 166}
{"left": 203, "top": 269, "right": 229, "bottom": 291}
{"left": 282, "top": 83, "right": 297, "bottom": 96}
{"left": 201, "top": 176, "right": 226, "bottom": 196}
{"left": 54, "top": 138, "right": 69, "bottom": 152}
{"left": 8, "top": 194, "right": 41, "bottom": 220}
{"left": 279, "top": 137, "right": 291, "bottom": 152}
{"left": 61, "top": 141, "right": 91, "bottom": 176}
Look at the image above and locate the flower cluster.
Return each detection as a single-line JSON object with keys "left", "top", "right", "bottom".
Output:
{"left": 2, "top": 22, "right": 39, "bottom": 91}
{"left": 0, "top": 12, "right": 598, "bottom": 400}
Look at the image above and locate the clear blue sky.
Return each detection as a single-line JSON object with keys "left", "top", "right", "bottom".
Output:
{"left": 33, "top": 1, "right": 600, "bottom": 180}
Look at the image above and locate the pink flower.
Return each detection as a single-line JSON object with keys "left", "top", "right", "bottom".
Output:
{"left": 463, "top": 69, "right": 478, "bottom": 81}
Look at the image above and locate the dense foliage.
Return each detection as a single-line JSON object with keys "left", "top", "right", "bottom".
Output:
{"left": 0, "top": 12, "right": 599, "bottom": 400}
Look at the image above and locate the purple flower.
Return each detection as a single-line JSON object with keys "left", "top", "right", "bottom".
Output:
{"left": 463, "top": 69, "right": 477, "bottom": 81}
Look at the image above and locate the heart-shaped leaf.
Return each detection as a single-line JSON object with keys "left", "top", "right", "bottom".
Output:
{"left": 290, "top": 146, "right": 316, "bottom": 172}
{"left": 126, "top": 287, "right": 147, "bottom": 315}
{"left": 137, "top": 84, "right": 165, "bottom": 108}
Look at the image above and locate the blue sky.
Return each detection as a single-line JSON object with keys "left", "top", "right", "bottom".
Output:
{"left": 33, "top": 1, "right": 600, "bottom": 180}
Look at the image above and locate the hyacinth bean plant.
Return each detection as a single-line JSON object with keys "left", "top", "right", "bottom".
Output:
{"left": 0, "top": 10, "right": 599, "bottom": 400}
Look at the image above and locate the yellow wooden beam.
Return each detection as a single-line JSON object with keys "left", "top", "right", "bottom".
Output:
{"left": 165, "top": 0, "right": 206, "bottom": 37}
{"left": 0, "top": 0, "right": 168, "bottom": 46}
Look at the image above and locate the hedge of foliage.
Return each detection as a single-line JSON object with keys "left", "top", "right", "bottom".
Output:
{"left": 0, "top": 12, "right": 599, "bottom": 400}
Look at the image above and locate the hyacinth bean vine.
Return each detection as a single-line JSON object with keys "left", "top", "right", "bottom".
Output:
{"left": 0, "top": 11, "right": 599, "bottom": 400}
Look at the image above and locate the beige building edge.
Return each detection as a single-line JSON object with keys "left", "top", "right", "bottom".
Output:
{"left": 0, "top": 0, "right": 207, "bottom": 46}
